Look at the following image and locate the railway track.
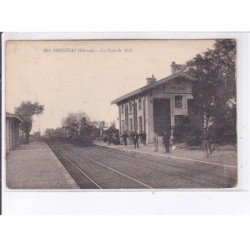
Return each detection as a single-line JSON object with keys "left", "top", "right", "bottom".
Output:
{"left": 63, "top": 145, "right": 225, "bottom": 188}
{"left": 48, "top": 142, "right": 154, "bottom": 189}
{"left": 92, "top": 145, "right": 237, "bottom": 184}
{"left": 51, "top": 146, "right": 102, "bottom": 189}
{"left": 47, "top": 141, "right": 236, "bottom": 189}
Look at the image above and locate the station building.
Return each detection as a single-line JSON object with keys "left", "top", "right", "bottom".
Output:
{"left": 6, "top": 112, "right": 23, "bottom": 151}
{"left": 111, "top": 62, "right": 202, "bottom": 143}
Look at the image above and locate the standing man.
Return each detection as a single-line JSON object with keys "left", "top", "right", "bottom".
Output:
{"left": 127, "top": 131, "right": 132, "bottom": 145}
{"left": 130, "top": 131, "right": 135, "bottom": 145}
{"left": 133, "top": 131, "right": 139, "bottom": 148}
{"left": 162, "top": 130, "right": 171, "bottom": 154}
{"left": 139, "top": 131, "right": 143, "bottom": 145}
{"left": 122, "top": 131, "right": 128, "bottom": 146}
{"left": 153, "top": 131, "right": 159, "bottom": 152}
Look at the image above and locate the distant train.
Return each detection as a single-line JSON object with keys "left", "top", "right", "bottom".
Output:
{"left": 69, "top": 118, "right": 93, "bottom": 146}
{"left": 46, "top": 118, "right": 93, "bottom": 146}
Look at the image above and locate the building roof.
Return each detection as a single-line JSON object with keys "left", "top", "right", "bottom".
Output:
{"left": 6, "top": 112, "right": 23, "bottom": 122}
{"left": 111, "top": 71, "right": 195, "bottom": 105}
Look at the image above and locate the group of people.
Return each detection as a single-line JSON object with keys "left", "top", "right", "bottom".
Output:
{"left": 121, "top": 131, "right": 147, "bottom": 148}
{"left": 104, "top": 131, "right": 120, "bottom": 145}
{"left": 104, "top": 128, "right": 218, "bottom": 158}
{"left": 122, "top": 130, "right": 173, "bottom": 154}
{"left": 104, "top": 129, "right": 174, "bottom": 154}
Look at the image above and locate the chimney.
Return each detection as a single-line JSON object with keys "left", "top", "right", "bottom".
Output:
{"left": 171, "top": 61, "right": 183, "bottom": 74}
{"left": 146, "top": 74, "right": 157, "bottom": 85}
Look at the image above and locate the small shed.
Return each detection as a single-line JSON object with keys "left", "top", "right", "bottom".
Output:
{"left": 6, "top": 112, "right": 22, "bottom": 151}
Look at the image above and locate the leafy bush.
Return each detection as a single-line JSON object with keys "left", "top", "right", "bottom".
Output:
{"left": 174, "top": 125, "right": 202, "bottom": 146}
{"left": 173, "top": 116, "right": 202, "bottom": 146}
{"left": 183, "top": 126, "right": 203, "bottom": 146}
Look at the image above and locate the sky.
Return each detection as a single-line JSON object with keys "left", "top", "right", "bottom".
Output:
{"left": 5, "top": 39, "right": 214, "bottom": 133}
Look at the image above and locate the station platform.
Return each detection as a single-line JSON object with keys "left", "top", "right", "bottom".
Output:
{"left": 6, "top": 140, "right": 79, "bottom": 189}
{"left": 94, "top": 140, "right": 237, "bottom": 168}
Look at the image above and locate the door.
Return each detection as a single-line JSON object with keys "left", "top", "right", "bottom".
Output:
{"left": 153, "top": 98, "right": 171, "bottom": 136}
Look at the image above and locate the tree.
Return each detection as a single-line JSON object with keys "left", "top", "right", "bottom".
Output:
{"left": 90, "top": 120, "right": 108, "bottom": 137}
{"left": 105, "top": 121, "right": 118, "bottom": 134}
{"left": 15, "top": 101, "right": 44, "bottom": 143}
{"left": 184, "top": 39, "right": 236, "bottom": 143}
{"left": 61, "top": 111, "right": 90, "bottom": 127}
{"left": 44, "top": 128, "right": 55, "bottom": 138}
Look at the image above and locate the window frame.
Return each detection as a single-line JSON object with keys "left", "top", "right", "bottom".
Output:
{"left": 175, "top": 95, "right": 183, "bottom": 108}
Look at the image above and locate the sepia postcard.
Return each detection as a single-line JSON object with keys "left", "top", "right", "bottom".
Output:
{"left": 3, "top": 35, "right": 238, "bottom": 191}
